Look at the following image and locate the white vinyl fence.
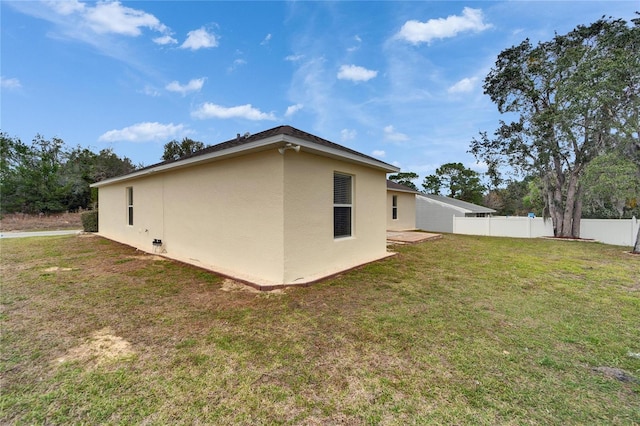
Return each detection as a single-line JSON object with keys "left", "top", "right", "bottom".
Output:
{"left": 452, "top": 216, "right": 639, "bottom": 247}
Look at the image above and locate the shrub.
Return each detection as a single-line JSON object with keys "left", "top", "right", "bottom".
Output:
{"left": 81, "top": 210, "right": 98, "bottom": 232}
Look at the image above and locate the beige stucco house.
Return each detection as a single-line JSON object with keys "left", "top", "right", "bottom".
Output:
{"left": 91, "top": 125, "right": 399, "bottom": 289}
{"left": 386, "top": 180, "right": 419, "bottom": 231}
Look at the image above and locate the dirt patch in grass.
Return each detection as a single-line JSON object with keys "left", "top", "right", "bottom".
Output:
{"left": 55, "top": 327, "right": 135, "bottom": 368}
{"left": 0, "top": 212, "right": 83, "bottom": 232}
{"left": 219, "top": 278, "right": 285, "bottom": 295}
{"left": 220, "top": 278, "right": 262, "bottom": 293}
{"left": 43, "top": 266, "right": 74, "bottom": 272}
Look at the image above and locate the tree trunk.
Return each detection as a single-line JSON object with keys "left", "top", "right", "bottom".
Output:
{"left": 634, "top": 222, "right": 640, "bottom": 254}
{"left": 571, "top": 187, "right": 583, "bottom": 238}
{"left": 555, "top": 192, "right": 564, "bottom": 235}
{"left": 551, "top": 177, "right": 565, "bottom": 237}
{"left": 560, "top": 172, "right": 581, "bottom": 238}
{"left": 547, "top": 195, "right": 557, "bottom": 235}
{"left": 543, "top": 175, "right": 558, "bottom": 236}
{"left": 545, "top": 173, "right": 571, "bottom": 237}
{"left": 550, "top": 154, "right": 567, "bottom": 237}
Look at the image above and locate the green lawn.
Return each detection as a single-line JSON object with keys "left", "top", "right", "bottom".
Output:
{"left": 1, "top": 234, "right": 638, "bottom": 425}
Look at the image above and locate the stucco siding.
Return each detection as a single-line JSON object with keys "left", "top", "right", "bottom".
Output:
{"left": 97, "top": 175, "right": 164, "bottom": 251}
{"left": 98, "top": 151, "right": 285, "bottom": 285}
{"left": 162, "top": 151, "right": 285, "bottom": 285}
{"left": 386, "top": 191, "right": 416, "bottom": 231}
{"left": 282, "top": 152, "right": 389, "bottom": 284}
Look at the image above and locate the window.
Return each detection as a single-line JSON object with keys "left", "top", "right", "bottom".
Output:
{"left": 392, "top": 195, "right": 398, "bottom": 220}
{"left": 127, "top": 187, "right": 133, "bottom": 226}
{"left": 334, "top": 173, "right": 352, "bottom": 238}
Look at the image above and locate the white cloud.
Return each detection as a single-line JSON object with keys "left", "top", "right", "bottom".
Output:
{"left": 285, "top": 104, "right": 304, "bottom": 117}
{"left": 347, "top": 35, "right": 362, "bottom": 52}
{"left": 261, "top": 33, "right": 272, "bottom": 45}
{"left": 181, "top": 27, "right": 218, "bottom": 50}
{"left": 192, "top": 103, "right": 276, "bottom": 121}
{"left": 384, "top": 125, "right": 409, "bottom": 142}
{"left": 285, "top": 54, "right": 305, "bottom": 62}
{"left": 397, "top": 7, "right": 492, "bottom": 45}
{"left": 448, "top": 77, "right": 479, "bottom": 94}
{"left": 85, "top": 1, "right": 168, "bottom": 36}
{"left": 372, "top": 150, "right": 386, "bottom": 158}
{"left": 341, "top": 129, "right": 357, "bottom": 141}
{"left": 140, "top": 85, "right": 160, "bottom": 97}
{"left": 165, "top": 78, "right": 205, "bottom": 96}
{"left": 285, "top": 56, "right": 336, "bottom": 129}
{"left": 153, "top": 35, "right": 177, "bottom": 45}
{"left": 99, "top": 122, "right": 186, "bottom": 143}
{"left": 1, "top": 76, "right": 22, "bottom": 90}
{"left": 13, "top": 1, "right": 173, "bottom": 76}
{"left": 45, "top": 0, "right": 85, "bottom": 15}
{"left": 337, "top": 64, "right": 378, "bottom": 82}
{"left": 227, "top": 59, "right": 247, "bottom": 73}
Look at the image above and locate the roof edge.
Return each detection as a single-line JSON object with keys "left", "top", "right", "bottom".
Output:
{"left": 416, "top": 193, "right": 496, "bottom": 213}
{"left": 92, "top": 126, "right": 399, "bottom": 188}
{"left": 417, "top": 194, "right": 473, "bottom": 213}
{"left": 386, "top": 180, "right": 421, "bottom": 194}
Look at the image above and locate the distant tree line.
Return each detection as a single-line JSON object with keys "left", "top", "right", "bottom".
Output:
{"left": 484, "top": 154, "right": 640, "bottom": 220}
{"left": 389, "top": 156, "right": 639, "bottom": 220}
{"left": 1, "top": 132, "right": 137, "bottom": 215}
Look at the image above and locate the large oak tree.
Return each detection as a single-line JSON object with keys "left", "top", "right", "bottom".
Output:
{"left": 470, "top": 16, "right": 639, "bottom": 238}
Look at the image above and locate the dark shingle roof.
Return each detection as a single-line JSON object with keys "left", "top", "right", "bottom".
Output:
{"left": 386, "top": 180, "right": 420, "bottom": 194}
{"left": 418, "top": 193, "right": 496, "bottom": 213}
{"left": 126, "top": 125, "right": 397, "bottom": 176}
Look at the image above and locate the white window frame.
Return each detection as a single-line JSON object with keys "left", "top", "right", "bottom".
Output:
{"left": 126, "top": 186, "right": 133, "bottom": 226}
{"left": 392, "top": 195, "right": 398, "bottom": 220}
{"left": 333, "top": 172, "right": 353, "bottom": 239}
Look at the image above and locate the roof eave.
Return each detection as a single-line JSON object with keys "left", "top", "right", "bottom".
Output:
{"left": 284, "top": 135, "right": 399, "bottom": 173}
{"left": 388, "top": 188, "right": 419, "bottom": 194}
{"left": 416, "top": 194, "right": 472, "bottom": 214}
{"left": 416, "top": 194, "right": 495, "bottom": 214}
{"left": 91, "top": 133, "right": 398, "bottom": 188}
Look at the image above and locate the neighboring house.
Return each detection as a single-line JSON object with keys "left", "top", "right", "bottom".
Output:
{"left": 386, "top": 180, "right": 419, "bottom": 231}
{"left": 416, "top": 193, "right": 496, "bottom": 233}
{"left": 91, "top": 125, "right": 399, "bottom": 289}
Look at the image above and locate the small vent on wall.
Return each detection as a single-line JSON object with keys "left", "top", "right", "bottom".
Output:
{"left": 152, "top": 239, "right": 166, "bottom": 254}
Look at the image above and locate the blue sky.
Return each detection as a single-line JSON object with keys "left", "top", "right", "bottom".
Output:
{"left": 2, "top": 1, "right": 637, "bottom": 182}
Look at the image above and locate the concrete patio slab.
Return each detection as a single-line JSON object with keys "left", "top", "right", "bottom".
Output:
{"left": 387, "top": 231, "right": 442, "bottom": 244}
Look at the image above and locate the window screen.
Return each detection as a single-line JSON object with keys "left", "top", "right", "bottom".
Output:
{"left": 334, "top": 173, "right": 352, "bottom": 238}
{"left": 127, "top": 187, "right": 133, "bottom": 226}
{"left": 392, "top": 195, "right": 398, "bottom": 220}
